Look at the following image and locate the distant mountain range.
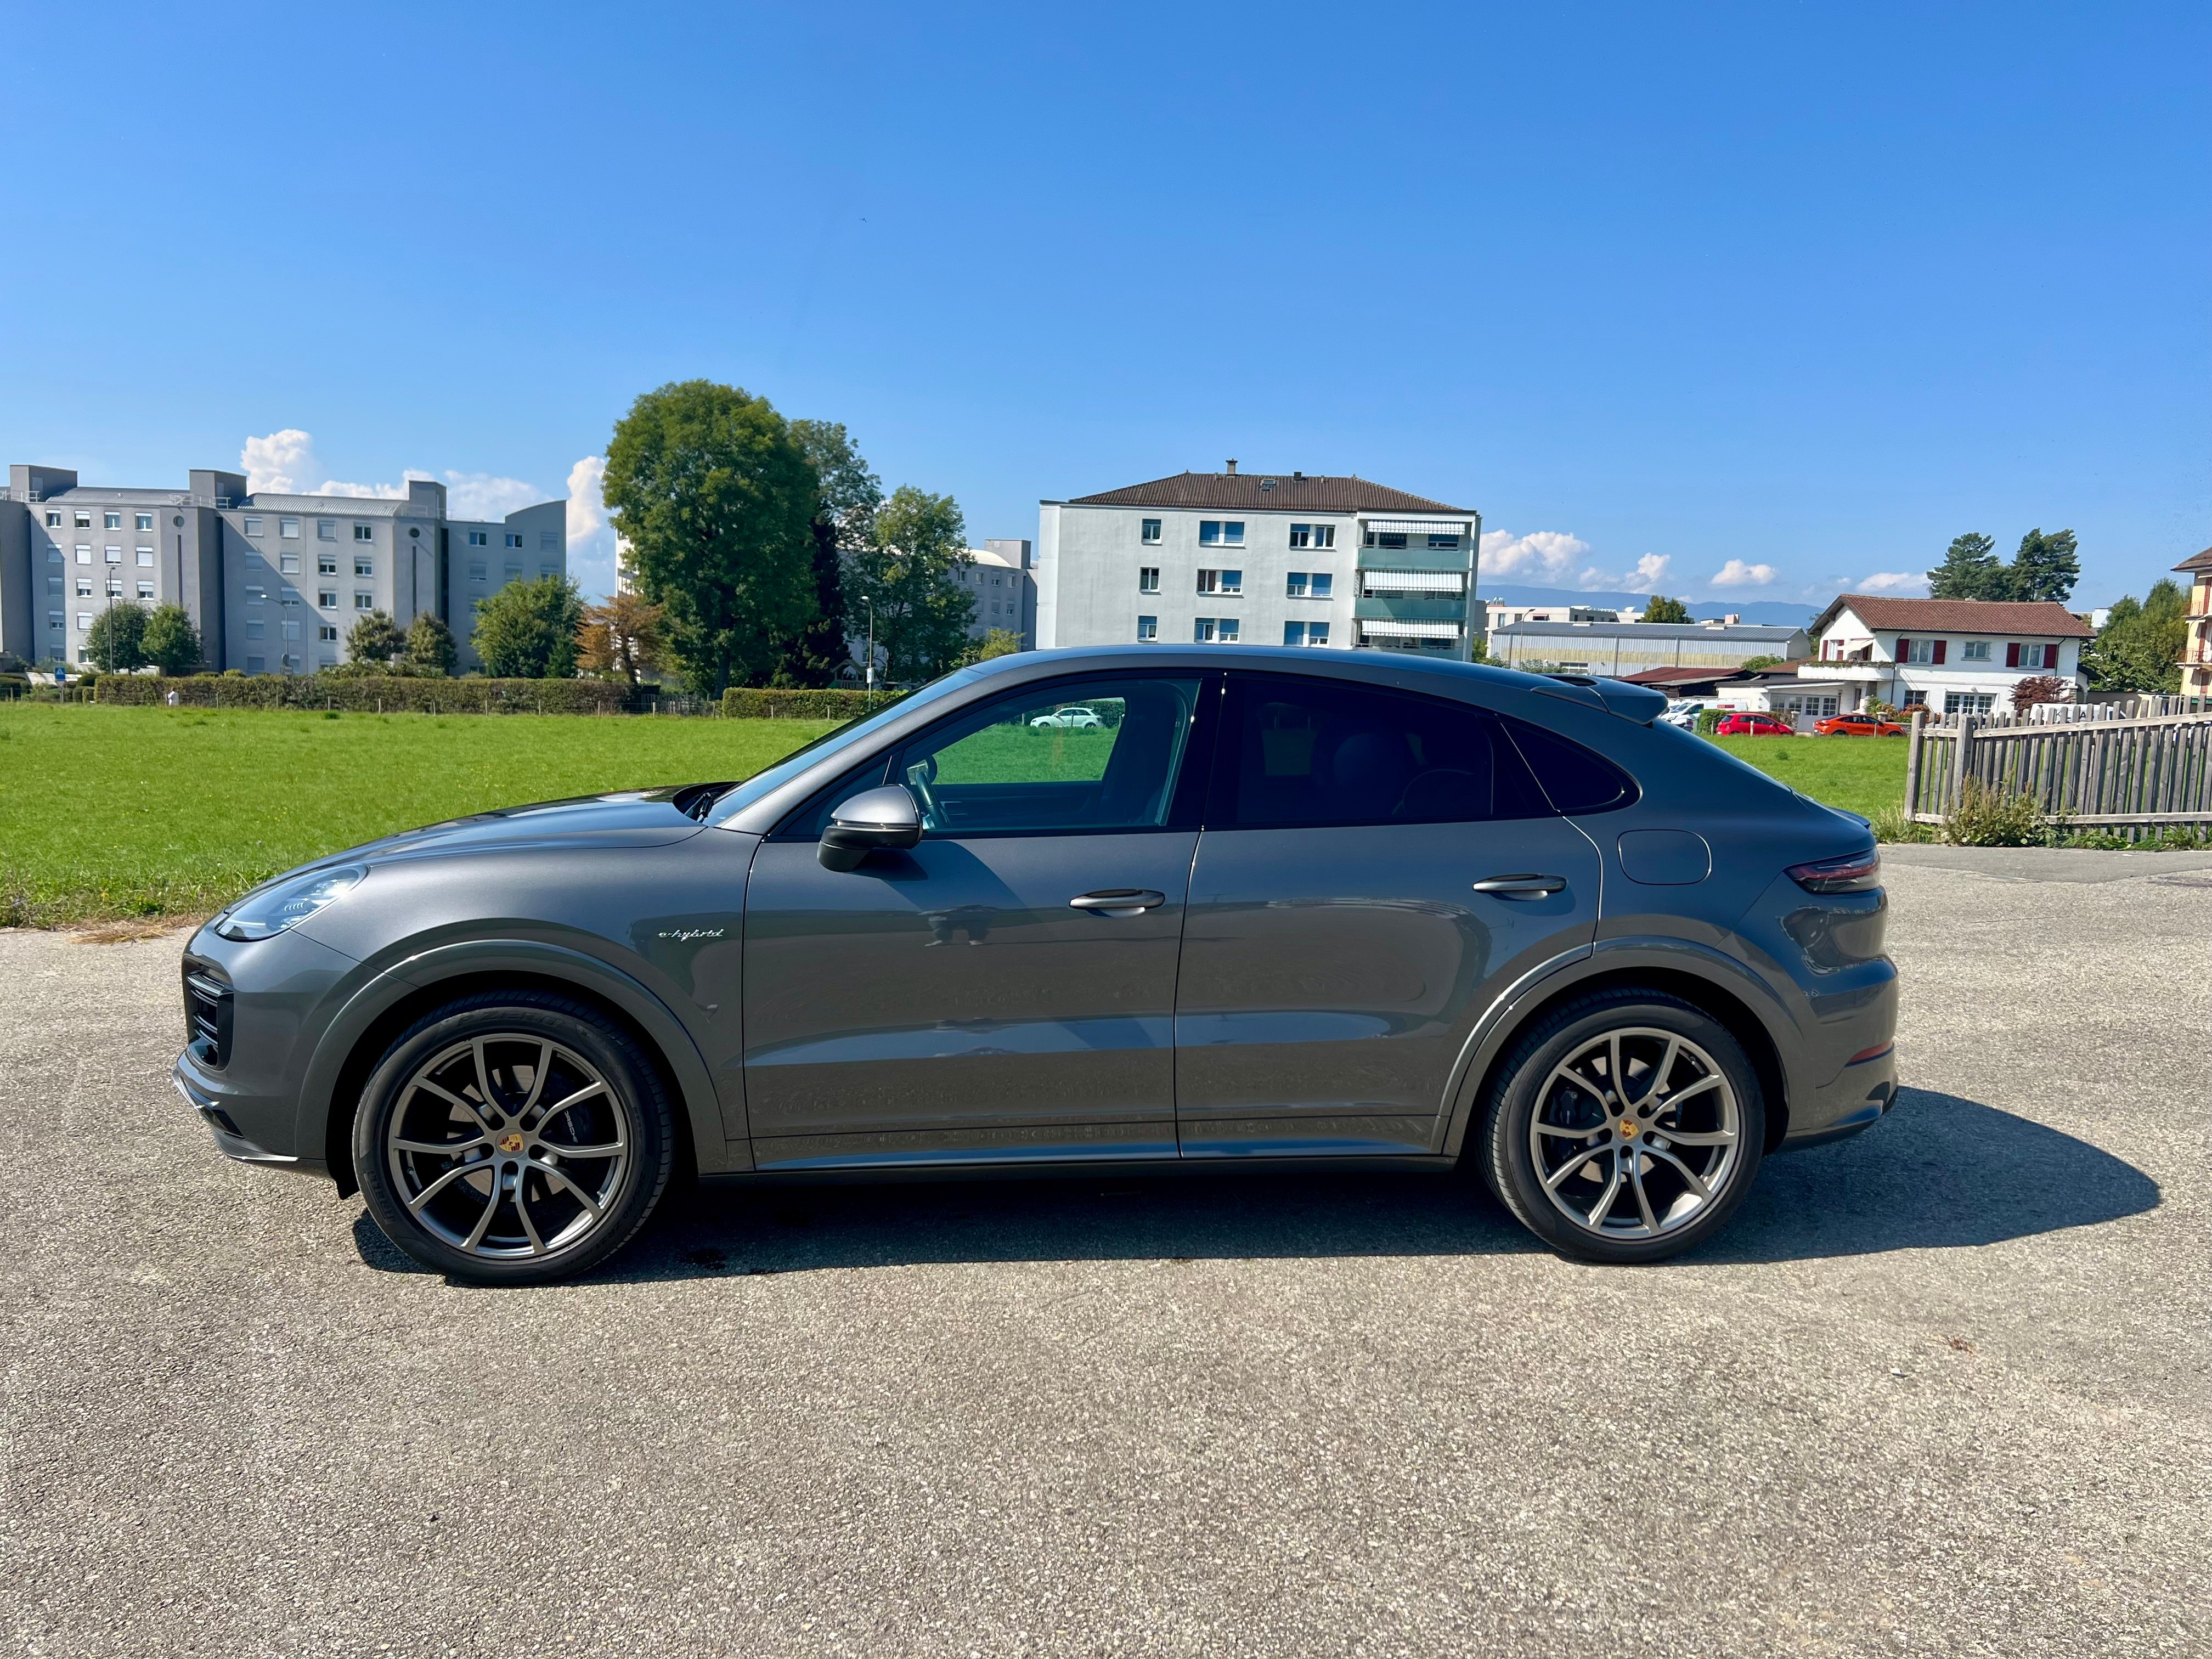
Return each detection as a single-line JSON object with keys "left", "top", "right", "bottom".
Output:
{"left": 1476, "top": 584, "right": 1819, "bottom": 628}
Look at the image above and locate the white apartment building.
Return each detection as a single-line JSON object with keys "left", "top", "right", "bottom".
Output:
{"left": 0, "top": 462, "right": 565, "bottom": 673}
{"left": 1797, "top": 595, "right": 2091, "bottom": 715}
{"left": 1037, "top": 466, "right": 1483, "bottom": 659}
{"left": 956, "top": 539, "right": 1036, "bottom": 649}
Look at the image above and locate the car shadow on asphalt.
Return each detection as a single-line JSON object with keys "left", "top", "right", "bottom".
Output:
{"left": 349, "top": 1088, "right": 2159, "bottom": 1282}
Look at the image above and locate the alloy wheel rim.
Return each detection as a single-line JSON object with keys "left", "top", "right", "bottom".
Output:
{"left": 1528, "top": 1026, "right": 1742, "bottom": 1240}
{"left": 385, "top": 1035, "right": 631, "bottom": 1260}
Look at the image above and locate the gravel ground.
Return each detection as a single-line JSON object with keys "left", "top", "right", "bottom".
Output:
{"left": 3, "top": 854, "right": 2206, "bottom": 1658}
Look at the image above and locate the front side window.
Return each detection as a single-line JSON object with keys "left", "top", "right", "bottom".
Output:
{"left": 1214, "top": 676, "right": 1552, "bottom": 828}
{"left": 1198, "top": 520, "right": 1244, "bottom": 548}
{"left": 889, "top": 676, "right": 1202, "bottom": 837}
{"left": 1141, "top": 518, "right": 1162, "bottom": 544}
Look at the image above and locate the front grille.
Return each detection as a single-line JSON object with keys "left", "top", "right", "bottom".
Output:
{"left": 184, "top": 969, "right": 233, "bottom": 1069}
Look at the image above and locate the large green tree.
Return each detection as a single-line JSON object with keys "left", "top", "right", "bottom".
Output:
{"left": 140, "top": 604, "right": 203, "bottom": 675}
{"left": 405, "top": 611, "right": 458, "bottom": 676}
{"left": 777, "top": 419, "right": 882, "bottom": 686}
{"left": 845, "top": 487, "right": 977, "bottom": 686}
{"left": 2007, "top": 528, "right": 2080, "bottom": 604}
{"left": 346, "top": 609, "right": 407, "bottom": 669}
{"left": 1927, "top": 532, "right": 2004, "bottom": 599}
{"left": 1642, "top": 594, "right": 1692, "bottom": 623}
{"left": 602, "top": 381, "right": 819, "bottom": 695}
{"left": 473, "top": 575, "right": 585, "bottom": 679}
{"left": 84, "top": 602, "right": 148, "bottom": 672}
{"left": 2081, "top": 579, "right": 2186, "bottom": 693}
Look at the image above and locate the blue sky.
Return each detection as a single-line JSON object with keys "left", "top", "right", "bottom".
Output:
{"left": 4, "top": 1, "right": 2205, "bottom": 606}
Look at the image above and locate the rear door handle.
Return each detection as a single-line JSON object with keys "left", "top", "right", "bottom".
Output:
{"left": 1471, "top": 873, "right": 1568, "bottom": 899}
{"left": 1069, "top": 889, "right": 1166, "bottom": 916}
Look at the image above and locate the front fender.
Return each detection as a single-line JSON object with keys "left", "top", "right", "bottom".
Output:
{"left": 297, "top": 938, "right": 742, "bottom": 1178}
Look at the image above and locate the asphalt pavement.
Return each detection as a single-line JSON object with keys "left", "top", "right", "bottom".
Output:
{"left": 3, "top": 852, "right": 2206, "bottom": 1658}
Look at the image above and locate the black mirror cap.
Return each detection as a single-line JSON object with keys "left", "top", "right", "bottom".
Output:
{"left": 817, "top": 821, "right": 923, "bottom": 871}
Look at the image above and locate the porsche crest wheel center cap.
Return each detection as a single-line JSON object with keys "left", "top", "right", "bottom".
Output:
{"left": 1619, "top": 1119, "right": 1640, "bottom": 1139}
{"left": 499, "top": 1133, "right": 525, "bottom": 1153}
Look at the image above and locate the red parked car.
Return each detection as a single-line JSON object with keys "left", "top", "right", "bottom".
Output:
{"left": 1814, "top": 712, "right": 1907, "bottom": 737}
{"left": 1715, "top": 712, "right": 1796, "bottom": 737}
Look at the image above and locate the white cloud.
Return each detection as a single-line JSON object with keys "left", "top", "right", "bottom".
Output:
{"left": 240, "top": 428, "right": 319, "bottom": 494}
{"left": 1570, "top": 552, "right": 1672, "bottom": 591}
{"left": 566, "top": 456, "right": 609, "bottom": 546}
{"left": 442, "top": 471, "right": 543, "bottom": 521}
{"left": 1859, "top": 571, "right": 1928, "bottom": 594}
{"left": 314, "top": 477, "right": 407, "bottom": 499}
{"left": 1711, "top": 559, "right": 1778, "bottom": 588}
{"left": 1480, "top": 528, "right": 1590, "bottom": 581}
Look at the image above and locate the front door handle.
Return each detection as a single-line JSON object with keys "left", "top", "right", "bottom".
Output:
{"left": 1069, "top": 889, "right": 1166, "bottom": 916}
{"left": 1471, "top": 873, "right": 1568, "bottom": 899}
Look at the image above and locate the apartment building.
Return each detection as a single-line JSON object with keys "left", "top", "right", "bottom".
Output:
{"left": 958, "top": 539, "right": 1036, "bottom": 649}
{"left": 1036, "top": 466, "right": 1483, "bottom": 659}
{"left": 0, "top": 463, "right": 565, "bottom": 673}
{"left": 1798, "top": 595, "right": 2091, "bottom": 715}
{"left": 2177, "top": 546, "right": 2212, "bottom": 699}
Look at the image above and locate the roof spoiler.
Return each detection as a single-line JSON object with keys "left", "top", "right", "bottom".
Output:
{"left": 1531, "top": 673, "right": 1668, "bottom": 725}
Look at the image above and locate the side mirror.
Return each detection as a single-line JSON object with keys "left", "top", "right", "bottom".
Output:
{"left": 818, "top": 785, "right": 923, "bottom": 872}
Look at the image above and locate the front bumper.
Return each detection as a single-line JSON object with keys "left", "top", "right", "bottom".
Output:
{"left": 173, "top": 1054, "right": 321, "bottom": 1172}
{"left": 1777, "top": 1043, "right": 1899, "bottom": 1152}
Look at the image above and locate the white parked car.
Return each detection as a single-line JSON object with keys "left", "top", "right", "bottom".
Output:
{"left": 1658, "top": 699, "right": 1707, "bottom": 730}
{"left": 1030, "top": 706, "right": 1104, "bottom": 729}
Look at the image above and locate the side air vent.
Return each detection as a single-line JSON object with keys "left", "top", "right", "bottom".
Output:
{"left": 184, "top": 969, "right": 233, "bottom": 1069}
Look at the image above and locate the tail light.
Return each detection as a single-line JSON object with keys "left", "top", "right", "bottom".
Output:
{"left": 1787, "top": 848, "right": 1882, "bottom": 894}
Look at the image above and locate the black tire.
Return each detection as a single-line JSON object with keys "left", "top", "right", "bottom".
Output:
{"left": 1476, "top": 989, "right": 1765, "bottom": 1264}
{"left": 353, "top": 990, "right": 675, "bottom": 1284}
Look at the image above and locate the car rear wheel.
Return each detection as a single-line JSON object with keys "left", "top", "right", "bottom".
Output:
{"left": 1476, "top": 990, "right": 1765, "bottom": 1263}
{"left": 353, "top": 990, "right": 675, "bottom": 1284}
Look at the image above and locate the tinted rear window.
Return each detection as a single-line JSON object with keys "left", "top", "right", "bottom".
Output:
{"left": 1503, "top": 720, "right": 1639, "bottom": 814}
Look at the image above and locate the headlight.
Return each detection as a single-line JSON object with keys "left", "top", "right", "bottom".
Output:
{"left": 213, "top": 865, "right": 367, "bottom": 941}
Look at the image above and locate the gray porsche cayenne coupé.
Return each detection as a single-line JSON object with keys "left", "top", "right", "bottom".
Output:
{"left": 174, "top": 646, "right": 1898, "bottom": 1283}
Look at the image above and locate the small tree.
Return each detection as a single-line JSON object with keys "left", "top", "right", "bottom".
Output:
{"left": 576, "top": 591, "right": 669, "bottom": 685}
{"left": 140, "top": 604, "right": 203, "bottom": 675}
{"left": 405, "top": 611, "right": 458, "bottom": 676}
{"left": 844, "top": 486, "right": 977, "bottom": 685}
{"left": 84, "top": 603, "right": 148, "bottom": 672}
{"left": 1643, "top": 594, "right": 1692, "bottom": 623}
{"left": 2011, "top": 674, "right": 2068, "bottom": 714}
{"left": 346, "top": 609, "right": 407, "bottom": 670}
{"left": 780, "top": 419, "right": 882, "bottom": 686}
{"left": 1738, "top": 654, "right": 1785, "bottom": 671}
{"left": 955, "top": 628, "right": 1026, "bottom": 668}
{"left": 475, "top": 574, "right": 585, "bottom": 679}
{"left": 2083, "top": 579, "right": 2187, "bottom": 693}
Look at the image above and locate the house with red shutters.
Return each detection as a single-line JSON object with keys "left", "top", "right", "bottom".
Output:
{"left": 1796, "top": 595, "right": 2092, "bottom": 716}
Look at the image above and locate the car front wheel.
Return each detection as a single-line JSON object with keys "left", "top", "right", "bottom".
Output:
{"left": 353, "top": 990, "right": 675, "bottom": 1284}
{"left": 1477, "top": 990, "right": 1765, "bottom": 1263}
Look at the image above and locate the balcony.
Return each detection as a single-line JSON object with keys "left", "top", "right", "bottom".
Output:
{"left": 1354, "top": 594, "right": 1469, "bottom": 624}
{"left": 1356, "top": 543, "right": 1474, "bottom": 573}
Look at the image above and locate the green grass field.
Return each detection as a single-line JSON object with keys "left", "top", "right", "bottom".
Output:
{"left": 0, "top": 704, "right": 840, "bottom": 925}
{"left": 0, "top": 704, "right": 1909, "bottom": 926}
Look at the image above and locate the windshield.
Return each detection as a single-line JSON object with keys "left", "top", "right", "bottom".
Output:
{"left": 704, "top": 669, "right": 982, "bottom": 828}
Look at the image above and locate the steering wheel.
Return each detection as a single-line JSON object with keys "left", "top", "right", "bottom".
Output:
{"left": 903, "top": 757, "right": 943, "bottom": 831}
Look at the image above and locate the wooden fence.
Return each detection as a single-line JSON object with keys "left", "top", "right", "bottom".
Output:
{"left": 1904, "top": 705, "right": 2212, "bottom": 835}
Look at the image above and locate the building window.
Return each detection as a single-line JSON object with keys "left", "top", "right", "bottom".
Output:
{"left": 540, "top": 531, "right": 559, "bottom": 551}
{"left": 245, "top": 584, "right": 266, "bottom": 601}
{"left": 1195, "top": 568, "right": 1242, "bottom": 595}
{"left": 539, "top": 564, "right": 559, "bottom": 580}
{"left": 1427, "top": 534, "right": 1460, "bottom": 550}
{"left": 45, "top": 511, "right": 61, "bottom": 527}
{"left": 77, "top": 612, "right": 94, "bottom": 631}
{"left": 243, "top": 516, "right": 263, "bottom": 536}
{"left": 354, "top": 557, "right": 374, "bottom": 578}
{"left": 1289, "top": 572, "right": 1338, "bottom": 598}
{"left": 469, "top": 562, "right": 487, "bottom": 582}
{"left": 2006, "top": 642, "right": 2055, "bottom": 669}
{"left": 49, "top": 610, "right": 65, "bottom": 631}
{"left": 319, "top": 555, "right": 338, "bottom": 575}
{"left": 318, "top": 624, "right": 338, "bottom": 642}
{"left": 317, "top": 520, "right": 337, "bottom": 540}
{"left": 281, "top": 517, "right": 300, "bottom": 538}
{"left": 319, "top": 591, "right": 338, "bottom": 609}
{"left": 104, "top": 512, "right": 121, "bottom": 530}
{"left": 1945, "top": 691, "right": 1995, "bottom": 715}
{"left": 1961, "top": 640, "right": 1991, "bottom": 662}
{"left": 1195, "top": 618, "right": 1218, "bottom": 642}
{"left": 505, "top": 532, "right": 523, "bottom": 548}
{"left": 281, "top": 620, "right": 301, "bottom": 640}
{"left": 1305, "top": 622, "right": 1329, "bottom": 646}
{"left": 280, "top": 554, "right": 301, "bottom": 574}
{"left": 137, "top": 580, "right": 155, "bottom": 599}
{"left": 504, "top": 564, "right": 522, "bottom": 583}
{"left": 247, "top": 656, "right": 266, "bottom": 673}
{"left": 246, "top": 620, "right": 265, "bottom": 639}
{"left": 1138, "top": 567, "right": 1160, "bottom": 594}
{"left": 75, "top": 545, "right": 91, "bottom": 563}
{"left": 135, "top": 512, "right": 153, "bottom": 532}
{"left": 1363, "top": 531, "right": 1408, "bottom": 550}
{"left": 354, "top": 592, "right": 374, "bottom": 610}
{"left": 1137, "top": 615, "right": 1158, "bottom": 641}
{"left": 1289, "top": 523, "right": 1335, "bottom": 550}
{"left": 1198, "top": 520, "right": 1244, "bottom": 548}
{"left": 1217, "top": 617, "right": 1240, "bottom": 642}
{"left": 74, "top": 512, "right": 91, "bottom": 529}
{"left": 1141, "top": 518, "right": 1162, "bottom": 545}
{"left": 353, "top": 524, "right": 373, "bottom": 542}
{"left": 136, "top": 548, "right": 154, "bottom": 566}
{"left": 467, "top": 531, "right": 488, "bottom": 546}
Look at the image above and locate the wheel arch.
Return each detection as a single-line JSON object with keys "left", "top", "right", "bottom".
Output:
{"left": 308, "top": 947, "right": 735, "bottom": 1198}
{"left": 1442, "top": 952, "right": 1796, "bottom": 1160}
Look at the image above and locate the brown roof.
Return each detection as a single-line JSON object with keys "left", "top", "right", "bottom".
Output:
{"left": 1619, "top": 666, "right": 1736, "bottom": 686}
{"left": 2173, "top": 545, "right": 2212, "bottom": 574}
{"left": 1065, "top": 470, "right": 1471, "bottom": 514}
{"left": 1812, "top": 594, "right": 2094, "bottom": 639}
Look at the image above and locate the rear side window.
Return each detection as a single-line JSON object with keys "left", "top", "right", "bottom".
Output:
{"left": 1505, "top": 720, "right": 1639, "bottom": 814}
{"left": 1212, "top": 675, "right": 1550, "bottom": 828}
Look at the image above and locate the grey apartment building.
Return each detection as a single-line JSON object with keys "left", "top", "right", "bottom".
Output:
{"left": 957, "top": 538, "right": 1037, "bottom": 650}
{"left": 1036, "top": 467, "right": 1483, "bottom": 660}
{"left": 0, "top": 463, "right": 566, "bottom": 674}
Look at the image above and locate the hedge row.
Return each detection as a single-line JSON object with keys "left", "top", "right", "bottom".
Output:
{"left": 720, "top": 687, "right": 911, "bottom": 720}
{"left": 91, "top": 673, "right": 633, "bottom": 715}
